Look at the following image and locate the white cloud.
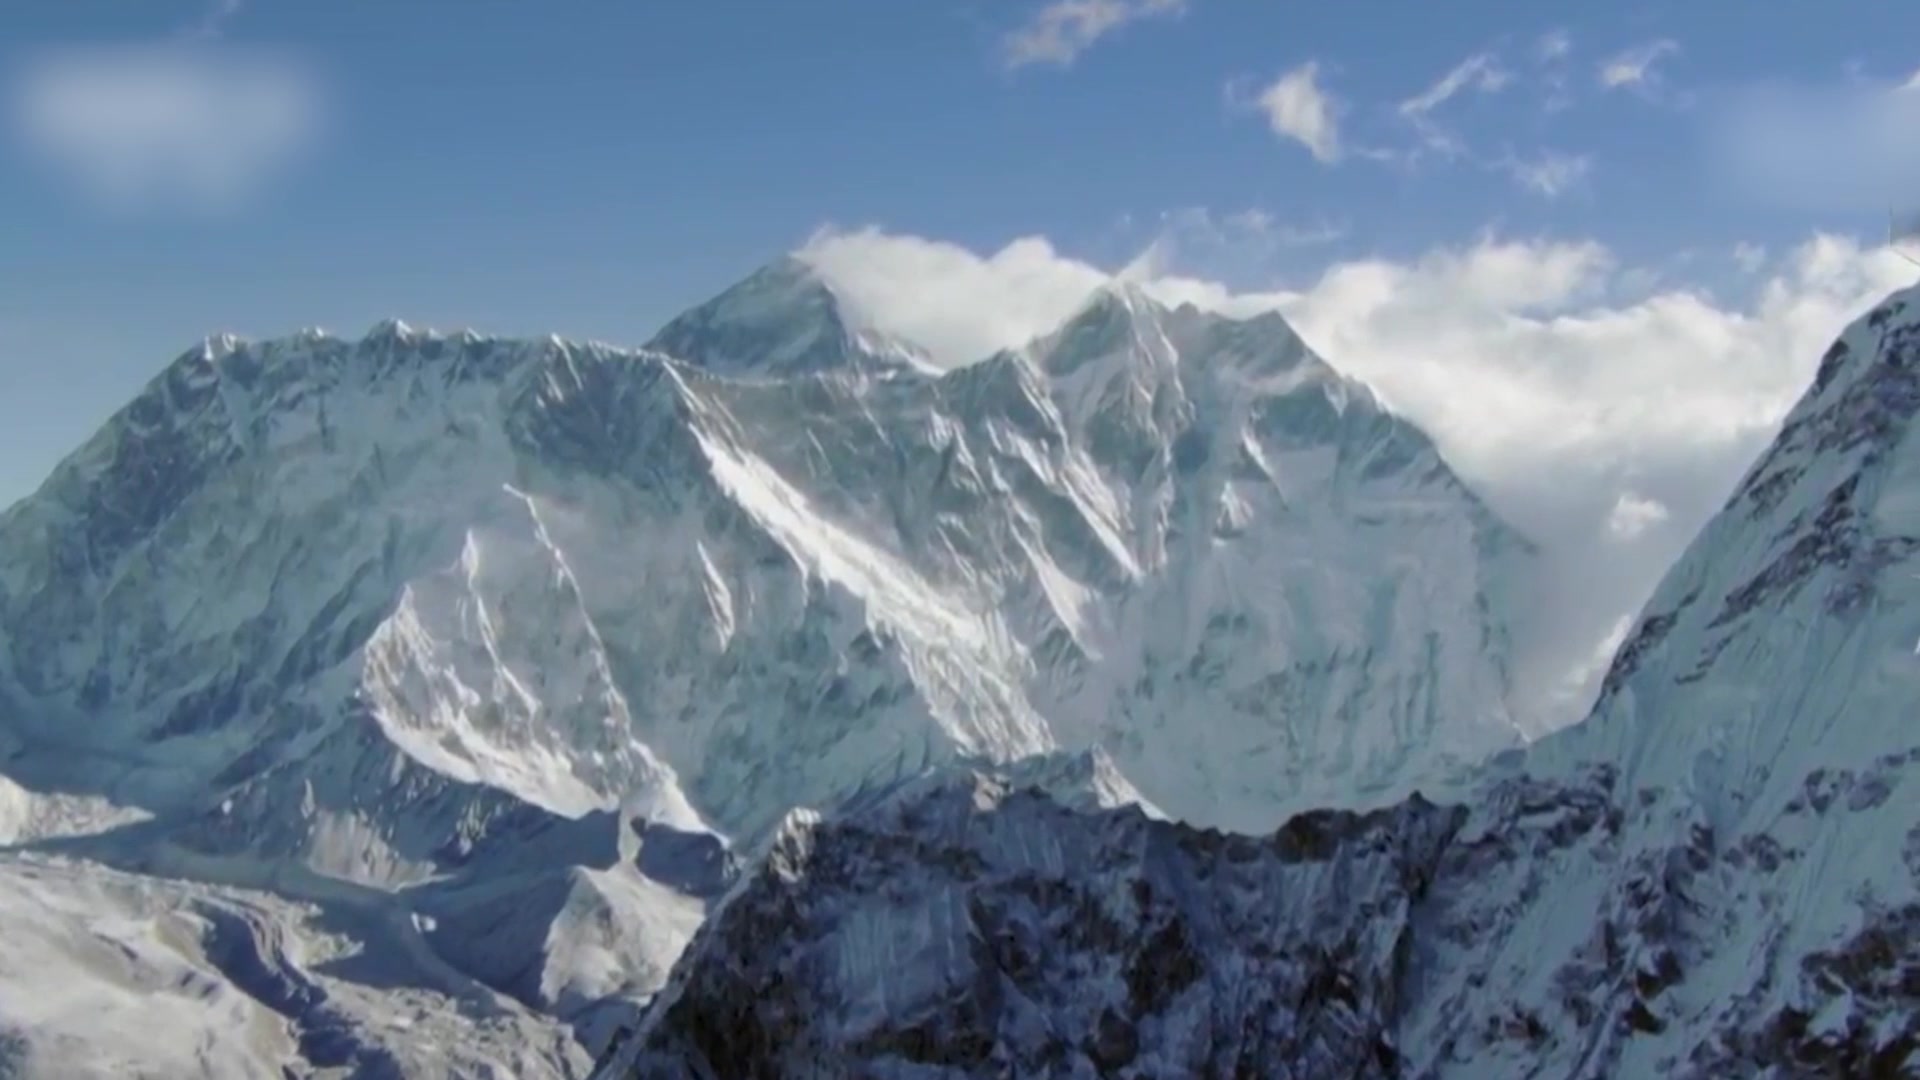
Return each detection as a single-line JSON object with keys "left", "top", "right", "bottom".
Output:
{"left": 1242, "top": 46, "right": 1590, "bottom": 190}
{"left": 1555, "top": 614, "right": 1634, "bottom": 711}
{"left": 1396, "top": 52, "right": 1511, "bottom": 160}
{"left": 797, "top": 223, "right": 1912, "bottom": 727}
{"left": 1401, "top": 52, "right": 1511, "bottom": 120}
{"left": 1605, "top": 492, "right": 1670, "bottom": 540}
{"left": 1249, "top": 62, "right": 1342, "bottom": 163}
{"left": 799, "top": 227, "right": 1112, "bottom": 363}
{"left": 1599, "top": 38, "right": 1680, "bottom": 91}
{"left": 1732, "top": 242, "right": 1768, "bottom": 274}
{"left": 1499, "top": 150, "right": 1591, "bottom": 197}
{"left": 1001, "top": 0, "right": 1186, "bottom": 69}
{"left": 6, "top": 44, "right": 325, "bottom": 215}
{"left": 1536, "top": 30, "right": 1573, "bottom": 64}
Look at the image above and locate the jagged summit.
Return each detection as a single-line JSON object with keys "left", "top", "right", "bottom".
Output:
{"left": 1166, "top": 305, "right": 1315, "bottom": 378}
{"left": 1028, "top": 279, "right": 1177, "bottom": 378}
{"left": 364, "top": 316, "right": 418, "bottom": 342}
{"left": 1029, "top": 280, "right": 1322, "bottom": 388}
{"left": 1083, "top": 277, "right": 1164, "bottom": 315}
{"left": 645, "top": 255, "right": 932, "bottom": 378}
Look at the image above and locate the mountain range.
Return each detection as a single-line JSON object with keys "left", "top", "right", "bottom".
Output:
{"left": 611, "top": 279, "right": 1920, "bottom": 1078}
{"left": 0, "top": 255, "right": 1912, "bottom": 1078}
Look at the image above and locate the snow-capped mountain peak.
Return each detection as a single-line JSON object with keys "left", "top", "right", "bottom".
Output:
{"left": 364, "top": 317, "right": 419, "bottom": 344}
{"left": 1031, "top": 280, "right": 1179, "bottom": 381}
{"left": 645, "top": 254, "right": 933, "bottom": 378}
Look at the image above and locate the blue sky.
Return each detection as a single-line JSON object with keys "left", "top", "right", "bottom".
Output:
{"left": 0, "top": 0, "right": 1917, "bottom": 525}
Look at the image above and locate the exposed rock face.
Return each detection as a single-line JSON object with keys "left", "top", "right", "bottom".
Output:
{"left": 626, "top": 775, "right": 1467, "bottom": 1079}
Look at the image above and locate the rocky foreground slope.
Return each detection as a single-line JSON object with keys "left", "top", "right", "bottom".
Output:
{"left": 607, "top": 285, "right": 1920, "bottom": 1077}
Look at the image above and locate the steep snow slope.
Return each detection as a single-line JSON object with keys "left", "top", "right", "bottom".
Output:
{"left": 1469, "top": 278, "right": 1920, "bottom": 1075}
{"left": 1014, "top": 286, "right": 1525, "bottom": 823}
{"left": 620, "top": 285, "right": 1920, "bottom": 1078}
{"left": 0, "top": 255, "right": 1526, "bottom": 1073}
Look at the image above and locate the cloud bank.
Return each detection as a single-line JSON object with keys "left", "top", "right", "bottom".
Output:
{"left": 799, "top": 222, "right": 1912, "bottom": 727}
{"left": 6, "top": 44, "right": 325, "bottom": 215}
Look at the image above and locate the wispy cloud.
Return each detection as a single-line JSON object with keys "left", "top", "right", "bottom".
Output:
{"left": 1232, "top": 47, "right": 1601, "bottom": 198}
{"left": 1599, "top": 39, "right": 1680, "bottom": 92}
{"left": 1400, "top": 52, "right": 1511, "bottom": 120}
{"left": 6, "top": 45, "right": 325, "bottom": 216}
{"left": 1221, "top": 208, "right": 1346, "bottom": 248}
{"left": 1500, "top": 150, "right": 1592, "bottom": 198}
{"left": 1246, "top": 61, "right": 1342, "bottom": 163}
{"left": 1535, "top": 29, "right": 1576, "bottom": 111}
{"left": 1535, "top": 29, "right": 1572, "bottom": 64}
{"left": 183, "top": 0, "right": 246, "bottom": 41}
{"left": 1001, "top": 0, "right": 1186, "bottom": 69}
{"left": 1119, "top": 206, "right": 1345, "bottom": 284}
{"left": 1397, "top": 51, "right": 1511, "bottom": 159}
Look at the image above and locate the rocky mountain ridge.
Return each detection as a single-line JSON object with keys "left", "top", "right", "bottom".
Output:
{"left": 0, "top": 255, "right": 1528, "bottom": 1077}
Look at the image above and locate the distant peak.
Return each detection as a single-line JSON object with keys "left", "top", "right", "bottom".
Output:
{"left": 645, "top": 256, "right": 925, "bottom": 379}
{"left": 1164, "top": 304, "right": 1316, "bottom": 376}
{"left": 1081, "top": 278, "right": 1165, "bottom": 319}
{"left": 1023, "top": 281, "right": 1333, "bottom": 395}
{"left": 162, "top": 332, "right": 244, "bottom": 376}
{"left": 697, "top": 254, "right": 831, "bottom": 307}
{"left": 363, "top": 318, "right": 421, "bottom": 345}
{"left": 756, "top": 252, "right": 827, "bottom": 288}
{"left": 1027, "top": 280, "right": 1178, "bottom": 380}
